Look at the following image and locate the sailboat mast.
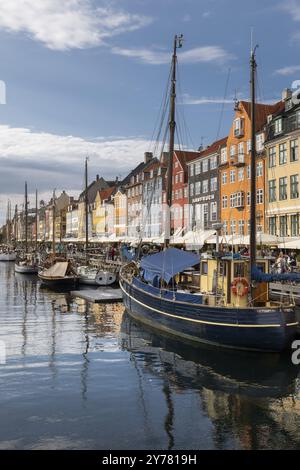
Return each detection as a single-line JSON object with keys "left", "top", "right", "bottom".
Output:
{"left": 250, "top": 47, "right": 257, "bottom": 297}
{"left": 164, "top": 35, "right": 183, "bottom": 249}
{"left": 52, "top": 189, "right": 56, "bottom": 255}
{"left": 35, "top": 189, "right": 38, "bottom": 252}
{"left": 85, "top": 157, "right": 89, "bottom": 264}
{"left": 25, "top": 182, "right": 28, "bottom": 253}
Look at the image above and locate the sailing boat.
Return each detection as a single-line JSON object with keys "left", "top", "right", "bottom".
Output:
{"left": 0, "top": 200, "right": 16, "bottom": 261}
{"left": 119, "top": 37, "right": 299, "bottom": 352}
{"left": 77, "top": 158, "right": 117, "bottom": 286}
{"left": 15, "top": 183, "right": 38, "bottom": 274}
{"left": 38, "top": 189, "right": 78, "bottom": 287}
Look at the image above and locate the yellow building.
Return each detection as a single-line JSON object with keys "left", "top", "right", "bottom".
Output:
{"left": 265, "top": 90, "right": 300, "bottom": 237}
{"left": 113, "top": 190, "right": 127, "bottom": 237}
{"left": 92, "top": 187, "right": 116, "bottom": 237}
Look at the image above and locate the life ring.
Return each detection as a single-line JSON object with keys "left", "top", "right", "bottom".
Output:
{"left": 231, "top": 277, "right": 249, "bottom": 297}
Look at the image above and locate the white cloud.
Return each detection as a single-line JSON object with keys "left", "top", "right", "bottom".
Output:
{"left": 0, "top": 0, "right": 151, "bottom": 50}
{"left": 281, "top": 0, "right": 300, "bottom": 20}
{"left": 181, "top": 94, "right": 234, "bottom": 105}
{"left": 112, "top": 45, "right": 234, "bottom": 65}
{"left": 274, "top": 64, "right": 300, "bottom": 75}
{"left": 0, "top": 124, "right": 151, "bottom": 193}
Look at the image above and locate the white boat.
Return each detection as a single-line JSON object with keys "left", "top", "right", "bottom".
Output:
{"left": 78, "top": 265, "right": 117, "bottom": 286}
{"left": 14, "top": 258, "right": 38, "bottom": 274}
{"left": 0, "top": 252, "right": 17, "bottom": 262}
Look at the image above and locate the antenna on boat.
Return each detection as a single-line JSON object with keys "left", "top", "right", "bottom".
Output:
{"left": 164, "top": 34, "right": 183, "bottom": 249}
{"left": 85, "top": 156, "right": 89, "bottom": 265}
{"left": 35, "top": 189, "right": 38, "bottom": 253}
{"left": 250, "top": 44, "right": 258, "bottom": 300}
{"left": 25, "top": 182, "right": 28, "bottom": 254}
{"left": 52, "top": 189, "right": 56, "bottom": 255}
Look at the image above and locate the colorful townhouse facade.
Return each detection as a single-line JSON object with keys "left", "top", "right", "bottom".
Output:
{"left": 265, "top": 89, "right": 300, "bottom": 237}
{"left": 220, "top": 100, "right": 283, "bottom": 237}
{"left": 78, "top": 175, "right": 109, "bottom": 240}
{"left": 142, "top": 159, "right": 167, "bottom": 238}
{"left": 166, "top": 150, "right": 200, "bottom": 234}
{"left": 187, "top": 138, "right": 227, "bottom": 231}
{"left": 92, "top": 187, "right": 116, "bottom": 238}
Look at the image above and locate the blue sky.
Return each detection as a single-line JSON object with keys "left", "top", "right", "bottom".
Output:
{"left": 1, "top": 0, "right": 300, "bottom": 221}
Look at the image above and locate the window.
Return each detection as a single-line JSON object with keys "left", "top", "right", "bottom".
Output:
{"left": 211, "top": 176, "right": 217, "bottom": 192}
{"left": 279, "top": 177, "right": 287, "bottom": 200}
{"left": 234, "top": 118, "right": 244, "bottom": 136}
{"left": 230, "top": 169, "right": 236, "bottom": 183}
{"left": 211, "top": 202, "right": 217, "bottom": 221}
{"left": 269, "top": 180, "right": 276, "bottom": 202}
{"left": 236, "top": 192, "right": 244, "bottom": 207}
{"left": 189, "top": 183, "right": 194, "bottom": 197}
{"left": 275, "top": 118, "right": 282, "bottom": 134}
{"left": 202, "top": 180, "right": 208, "bottom": 193}
{"left": 256, "top": 188, "right": 263, "bottom": 204}
{"left": 230, "top": 220, "right": 236, "bottom": 235}
{"left": 247, "top": 166, "right": 251, "bottom": 179}
{"left": 238, "top": 168, "right": 244, "bottom": 181}
{"left": 202, "top": 159, "right": 208, "bottom": 172}
{"left": 291, "top": 174, "right": 299, "bottom": 199}
{"left": 230, "top": 145, "right": 236, "bottom": 157}
{"left": 195, "top": 161, "right": 201, "bottom": 175}
{"left": 234, "top": 263, "right": 245, "bottom": 278}
{"left": 223, "top": 221, "right": 228, "bottom": 235}
{"left": 238, "top": 142, "right": 244, "bottom": 155}
{"left": 238, "top": 220, "right": 245, "bottom": 235}
{"left": 247, "top": 139, "right": 251, "bottom": 153}
{"left": 257, "top": 161, "right": 263, "bottom": 177}
{"left": 256, "top": 133, "right": 264, "bottom": 152}
{"left": 203, "top": 203, "right": 209, "bottom": 228}
{"left": 247, "top": 192, "right": 250, "bottom": 205}
{"left": 290, "top": 139, "right": 299, "bottom": 162}
{"left": 279, "top": 143, "right": 287, "bottom": 165}
{"left": 222, "top": 196, "right": 228, "bottom": 208}
{"left": 189, "top": 164, "right": 194, "bottom": 177}
{"left": 184, "top": 186, "right": 188, "bottom": 198}
{"left": 269, "top": 146, "right": 276, "bottom": 167}
{"left": 201, "top": 262, "right": 208, "bottom": 275}
{"left": 222, "top": 172, "right": 227, "bottom": 185}
{"left": 279, "top": 215, "right": 288, "bottom": 237}
{"left": 291, "top": 214, "right": 299, "bottom": 237}
{"left": 195, "top": 181, "right": 201, "bottom": 195}
{"left": 210, "top": 155, "right": 217, "bottom": 169}
{"left": 221, "top": 147, "right": 227, "bottom": 163}
{"left": 269, "top": 217, "right": 276, "bottom": 236}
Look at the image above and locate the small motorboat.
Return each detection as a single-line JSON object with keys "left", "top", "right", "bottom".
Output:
{"left": 38, "top": 260, "right": 78, "bottom": 288}
{"left": 15, "top": 254, "right": 38, "bottom": 274}
{"left": 77, "top": 265, "right": 117, "bottom": 286}
{"left": 0, "top": 252, "right": 17, "bottom": 262}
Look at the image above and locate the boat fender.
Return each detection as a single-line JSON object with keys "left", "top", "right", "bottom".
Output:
{"left": 231, "top": 277, "right": 249, "bottom": 297}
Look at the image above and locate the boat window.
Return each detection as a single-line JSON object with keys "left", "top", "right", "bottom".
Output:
{"left": 201, "top": 262, "right": 208, "bottom": 275}
{"left": 234, "top": 262, "right": 245, "bottom": 278}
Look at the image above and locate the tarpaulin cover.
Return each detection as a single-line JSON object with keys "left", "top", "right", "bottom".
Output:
{"left": 140, "top": 247, "right": 200, "bottom": 284}
{"left": 252, "top": 266, "right": 300, "bottom": 283}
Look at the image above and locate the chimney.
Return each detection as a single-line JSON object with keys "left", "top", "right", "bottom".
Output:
{"left": 282, "top": 88, "right": 292, "bottom": 101}
{"left": 144, "top": 152, "right": 153, "bottom": 164}
{"left": 96, "top": 174, "right": 99, "bottom": 181}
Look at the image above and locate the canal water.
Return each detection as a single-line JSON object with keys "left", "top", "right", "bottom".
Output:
{"left": 0, "top": 262, "right": 300, "bottom": 450}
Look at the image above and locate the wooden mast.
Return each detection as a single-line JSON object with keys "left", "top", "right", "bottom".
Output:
{"left": 85, "top": 157, "right": 89, "bottom": 265}
{"left": 52, "top": 189, "right": 56, "bottom": 255}
{"left": 35, "top": 189, "right": 38, "bottom": 252}
{"left": 250, "top": 46, "right": 258, "bottom": 300}
{"left": 25, "top": 182, "right": 28, "bottom": 254}
{"left": 164, "top": 35, "right": 183, "bottom": 249}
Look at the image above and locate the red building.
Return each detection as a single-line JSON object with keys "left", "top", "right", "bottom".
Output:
{"left": 164, "top": 150, "right": 200, "bottom": 235}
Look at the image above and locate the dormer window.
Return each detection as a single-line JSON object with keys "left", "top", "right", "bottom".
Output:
{"left": 234, "top": 118, "right": 244, "bottom": 137}
{"left": 274, "top": 118, "right": 282, "bottom": 135}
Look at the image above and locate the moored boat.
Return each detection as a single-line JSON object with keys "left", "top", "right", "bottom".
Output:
{"left": 77, "top": 265, "right": 117, "bottom": 286}
{"left": 0, "top": 251, "right": 17, "bottom": 262}
{"left": 38, "top": 260, "right": 78, "bottom": 287}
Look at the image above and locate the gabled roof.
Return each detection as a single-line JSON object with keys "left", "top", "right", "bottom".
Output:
{"left": 185, "top": 137, "right": 228, "bottom": 163}
{"left": 79, "top": 176, "right": 109, "bottom": 204}
{"left": 240, "top": 100, "right": 284, "bottom": 132}
{"left": 99, "top": 186, "right": 116, "bottom": 202}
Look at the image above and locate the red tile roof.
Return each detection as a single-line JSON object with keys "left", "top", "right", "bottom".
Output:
{"left": 240, "top": 100, "right": 284, "bottom": 132}
{"left": 99, "top": 186, "right": 116, "bottom": 201}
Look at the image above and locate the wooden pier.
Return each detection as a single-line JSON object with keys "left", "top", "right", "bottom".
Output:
{"left": 71, "top": 288, "right": 123, "bottom": 303}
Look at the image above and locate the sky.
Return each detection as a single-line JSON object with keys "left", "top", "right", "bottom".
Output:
{"left": 1, "top": 0, "right": 300, "bottom": 223}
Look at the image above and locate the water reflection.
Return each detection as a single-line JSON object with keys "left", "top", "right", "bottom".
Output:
{"left": 120, "top": 312, "right": 300, "bottom": 449}
{"left": 0, "top": 262, "right": 300, "bottom": 450}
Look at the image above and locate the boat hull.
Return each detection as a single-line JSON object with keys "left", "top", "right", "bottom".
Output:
{"left": 15, "top": 264, "right": 38, "bottom": 274}
{"left": 38, "top": 274, "right": 78, "bottom": 288}
{"left": 0, "top": 253, "right": 16, "bottom": 262}
{"left": 120, "top": 276, "right": 298, "bottom": 353}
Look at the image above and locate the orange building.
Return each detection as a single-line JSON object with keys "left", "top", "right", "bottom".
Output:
{"left": 220, "top": 100, "right": 283, "bottom": 237}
